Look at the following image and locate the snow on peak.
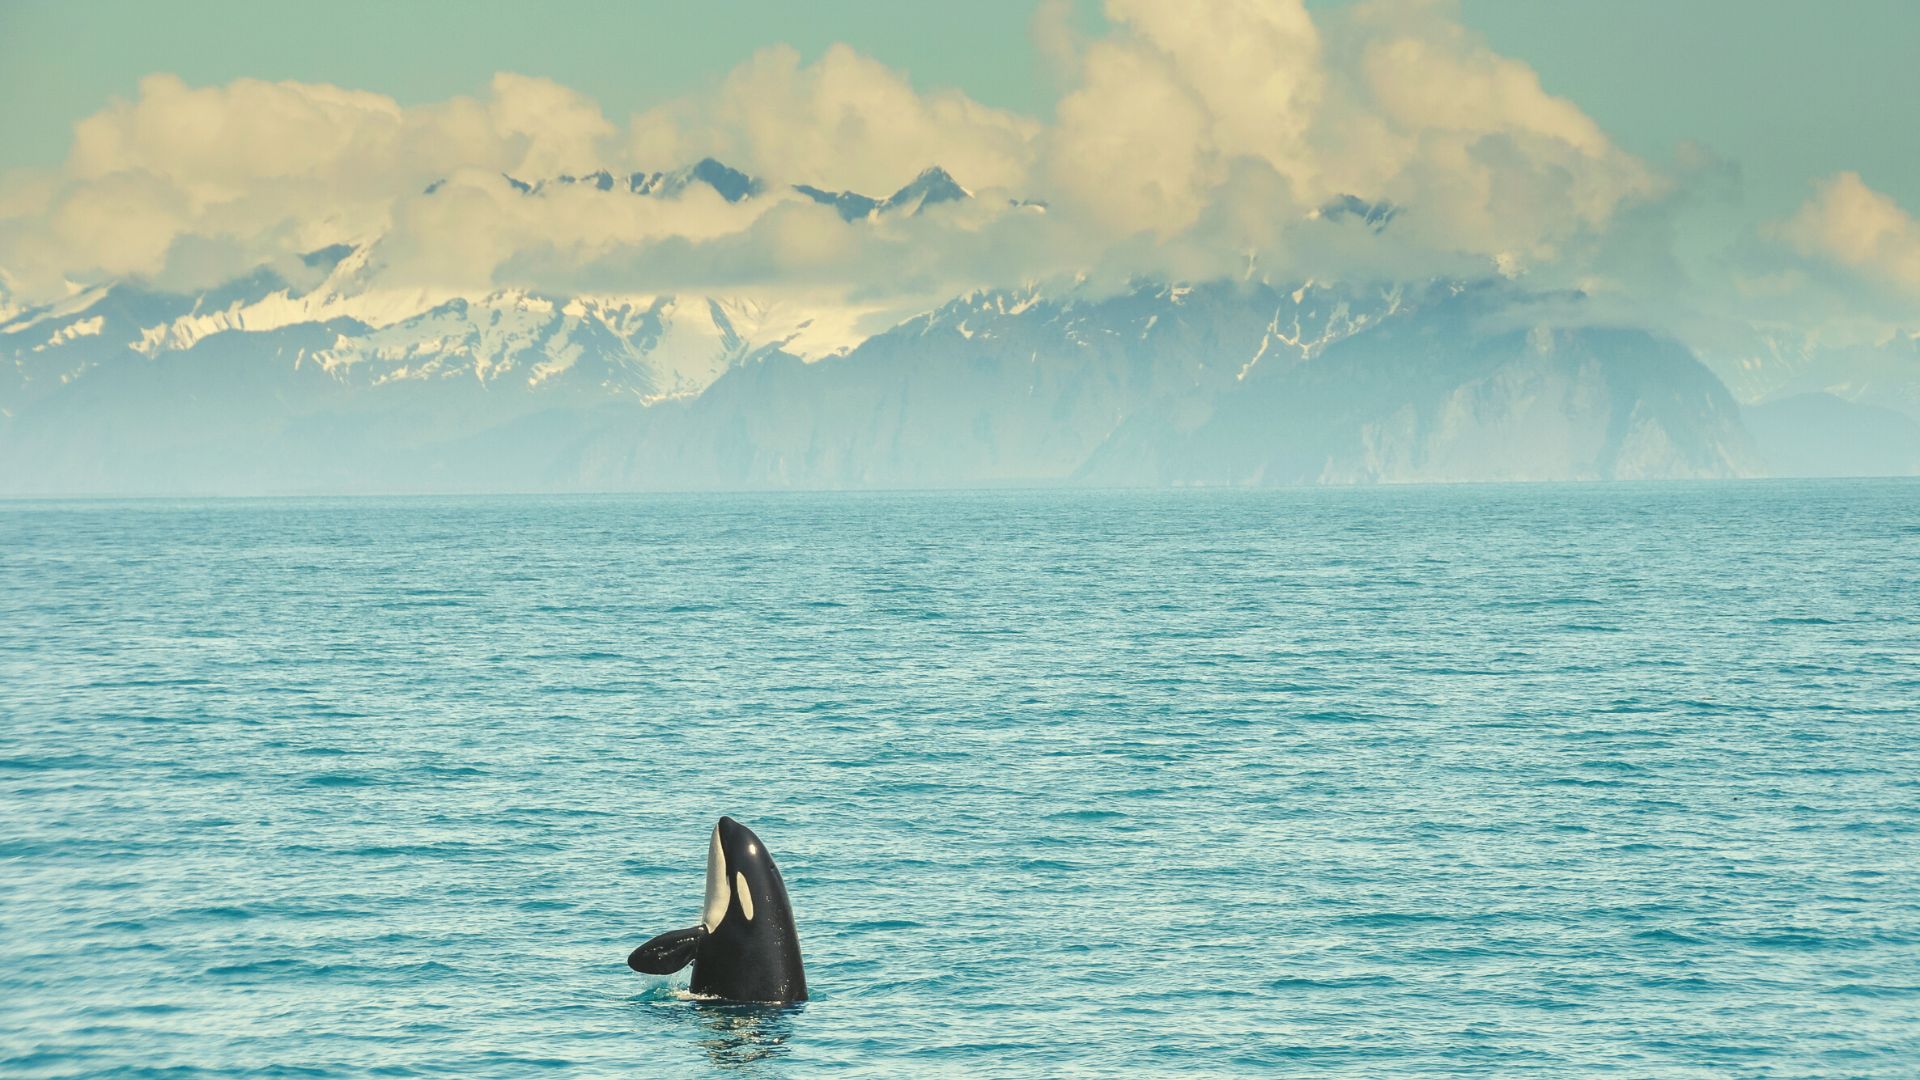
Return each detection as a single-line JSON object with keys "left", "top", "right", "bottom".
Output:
{"left": 794, "top": 184, "right": 881, "bottom": 222}
{"left": 886, "top": 166, "right": 970, "bottom": 212}
{"left": 1315, "top": 195, "right": 1398, "bottom": 232}
{"left": 459, "top": 158, "right": 766, "bottom": 204}
{"left": 426, "top": 160, "right": 999, "bottom": 227}
{"left": 625, "top": 158, "right": 762, "bottom": 203}
{"left": 795, "top": 165, "right": 973, "bottom": 222}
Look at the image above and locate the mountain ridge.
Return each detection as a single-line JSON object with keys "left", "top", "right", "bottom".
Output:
{"left": 0, "top": 159, "right": 1896, "bottom": 494}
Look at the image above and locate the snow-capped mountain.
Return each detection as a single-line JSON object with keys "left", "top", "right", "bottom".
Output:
{"left": 795, "top": 165, "right": 972, "bottom": 221}
{"left": 2, "top": 158, "right": 996, "bottom": 421}
{"left": 1, "top": 232, "right": 875, "bottom": 424}
{"left": 536, "top": 157, "right": 763, "bottom": 202}
{"left": 3, "top": 157, "right": 1888, "bottom": 494}
{"left": 561, "top": 278, "right": 1754, "bottom": 490}
{"left": 424, "top": 157, "right": 976, "bottom": 223}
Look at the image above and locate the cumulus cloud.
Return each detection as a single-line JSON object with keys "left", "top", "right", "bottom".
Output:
{"left": 0, "top": 0, "right": 1671, "bottom": 308}
{"left": 379, "top": 169, "right": 782, "bottom": 294}
{"left": 1047, "top": 0, "right": 1323, "bottom": 236}
{"left": 1043, "top": 0, "right": 1658, "bottom": 278}
{"left": 1782, "top": 172, "right": 1920, "bottom": 298}
{"left": 1328, "top": 2, "right": 1659, "bottom": 259}
{"left": 629, "top": 44, "right": 1040, "bottom": 193}
{"left": 0, "top": 72, "right": 621, "bottom": 297}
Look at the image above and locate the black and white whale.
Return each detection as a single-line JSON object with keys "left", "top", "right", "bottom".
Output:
{"left": 627, "top": 816, "right": 807, "bottom": 1004}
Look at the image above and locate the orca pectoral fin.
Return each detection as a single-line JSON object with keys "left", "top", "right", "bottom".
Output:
{"left": 627, "top": 926, "right": 707, "bottom": 974}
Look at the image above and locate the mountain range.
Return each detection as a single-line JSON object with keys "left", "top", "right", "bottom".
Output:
{"left": 2, "top": 161, "right": 1915, "bottom": 495}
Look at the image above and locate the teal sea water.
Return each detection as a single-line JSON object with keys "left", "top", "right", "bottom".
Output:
{"left": 2, "top": 482, "right": 1917, "bottom": 1077}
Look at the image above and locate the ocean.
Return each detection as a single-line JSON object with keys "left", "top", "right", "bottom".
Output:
{"left": 2, "top": 482, "right": 1917, "bottom": 1077}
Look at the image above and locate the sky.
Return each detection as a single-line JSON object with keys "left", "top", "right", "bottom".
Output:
{"left": 4, "top": 0, "right": 1915, "bottom": 214}
{"left": 1, "top": 0, "right": 1916, "bottom": 345}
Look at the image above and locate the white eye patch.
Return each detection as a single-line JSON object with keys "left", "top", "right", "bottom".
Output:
{"left": 701, "top": 825, "right": 729, "bottom": 931}
{"left": 736, "top": 872, "right": 754, "bottom": 922}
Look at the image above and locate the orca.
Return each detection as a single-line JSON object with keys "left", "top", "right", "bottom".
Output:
{"left": 627, "top": 816, "right": 807, "bottom": 1004}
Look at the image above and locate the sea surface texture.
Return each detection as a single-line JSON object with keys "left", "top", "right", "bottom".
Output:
{"left": 2, "top": 483, "right": 1917, "bottom": 1077}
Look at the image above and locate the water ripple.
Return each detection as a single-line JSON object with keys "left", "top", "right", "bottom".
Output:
{"left": 2, "top": 481, "right": 1918, "bottom": 1076}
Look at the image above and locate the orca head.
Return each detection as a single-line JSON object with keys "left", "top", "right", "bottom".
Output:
{"left": 630, "top": 816, "right": 806, "bottom": 1001}
{"left": 703, "top": 816, "right": 786, "bottom": 934}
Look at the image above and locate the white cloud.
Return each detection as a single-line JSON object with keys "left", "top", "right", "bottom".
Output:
{"left": 1041, "top": 0, "right": 1658, "bottom": 275}
{"left": 1328, "top": 1, "right": 1657, "bottom": 254}
{"left": 629, "top": 44, "right": 1040, "bottom": 193}
{"left": 0, "top": 72, "right": 631, "bottom": 297}
{"left": 1783, "top": 172, "right": 1920, "bottom": 298}
{"left": 378, "top": 169, "right": 784, "bottom": 293}
{"left": 1046, "top": 0, "right": 1323, "bottom": 236}
{"left": 484, "top": 73, "right": 616, "bottom": 178}
{"left": 0, "top": 0, "right": 1666, "bottom": 307}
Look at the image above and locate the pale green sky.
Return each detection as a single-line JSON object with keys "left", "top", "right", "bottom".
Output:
{"left": 1, "top": 0, "right": 1915, "bottom": 224}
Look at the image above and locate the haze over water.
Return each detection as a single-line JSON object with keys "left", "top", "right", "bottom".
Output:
{"left": 3, "top": 482, "right": 1917, "bottom": 1076}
